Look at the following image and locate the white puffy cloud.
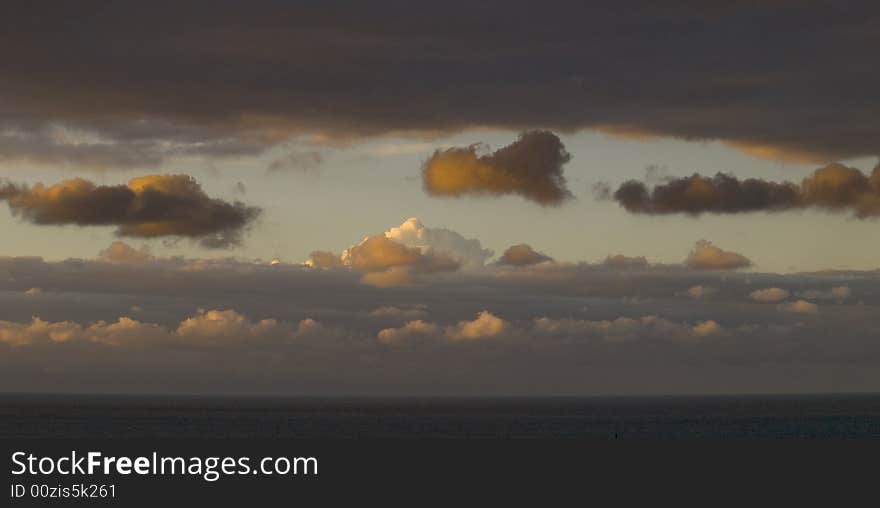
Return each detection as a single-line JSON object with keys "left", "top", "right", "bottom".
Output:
{"left": 383, "top": 217, "right": 493, "bottom": 270}
{"left": 750, "top": 287, "right": 790, "bottom": 303}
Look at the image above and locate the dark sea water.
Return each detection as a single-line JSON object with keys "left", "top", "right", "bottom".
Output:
{"left": 2, "top": 393, "right": 880, "bottom": 439}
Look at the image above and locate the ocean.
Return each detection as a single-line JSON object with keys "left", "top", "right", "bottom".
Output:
{"left": 3, "top": 393, "right": 880, "bottom": 439}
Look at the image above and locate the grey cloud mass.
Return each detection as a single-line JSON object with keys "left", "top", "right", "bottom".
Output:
{"left": 609, "top": 164, "right": 880, "bottom": 218}
{"left": 4, "top": 2, "right": 879, "bottom": 168}
{"left": 0, "top": 254, "right": 878, "bottom": 395}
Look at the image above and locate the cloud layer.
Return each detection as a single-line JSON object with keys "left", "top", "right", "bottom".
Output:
{"left": 3, "top": 3, "right": 880, "bottom": 166}
{"left": 0, "top": 175, "right": 261, "bottom": 248}
{"left": 1, "top": 247, "right": 877, "bottom": 394}
{"left": 609, "top": 164, "right": 880, "bottom": 218}
{"left": 422, "top": 131, "right": 573, "bottom": 205}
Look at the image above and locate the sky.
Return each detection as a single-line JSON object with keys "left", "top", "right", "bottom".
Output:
{"left": 1, "top": 1, "right": 880, "bottom": 395}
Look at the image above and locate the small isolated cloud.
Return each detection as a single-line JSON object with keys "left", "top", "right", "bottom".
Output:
{"left": 369, "top": 305, "right": 429, "bottom": 320}
{"left": 267, "top": 151, "right": 323, "bottom": 174}
{"left": 607, "top": 163, "right": 880, "bottom": 219}
{"left": 98, "top": 241, "right": 153, "bottom": 263}
{"left": 603, "top": 254, "right": 649, "bottom": 268}
{"left": 778, "top": 300, "right": 819, "bottom": 314}
{"left": 685, "top": 240, "right": 752, "bottom": 270}
{"left": 445, "top": 311, "right": 507, "bottom": 340}
{"left": 497, "top": 244, "right": 553, "bottom": 267}
{"left": 686, "top": 286, "right": 717, "bottom": 299}
{"left": 832, "top": 286, "right": 852, "bottom": 300}
{"left": 422, "top": 130, "right": 573, "bottom": 206}
{"left": 24, "top": 287, "right": 41, "bottom": 297}
{"left": 692, "top": 320, "right": 722, "bottom": 337}
{"left": 750, "top": 287, "right": 790, "bottom": 303}
{"left": 0, "top": 175, "right": 261, "bottom": 248}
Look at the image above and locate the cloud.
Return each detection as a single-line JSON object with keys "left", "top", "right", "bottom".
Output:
{"left": 305, "top": 251, "right": 344, "bottom": 269}
{"left": 607, "top": 164, "right": 880, "bottom": 218}
{"left": 832, "top": 286, "right": 853, "bottom": 300}
{"left": 369, "top": 305, "right": 429, "bottom": 320}
{"left": 379, "top": 311, "right": 508, "bottom": 342}
{"left": 98, "top": 241, "right": 154, "bottom": 263}
{"left": 778, "top": 300, "right": 819, "bottom": 314}
{"left": 692, "top": 320, "right": 722, "bottom": 337}
{"left": 445, "top": 311, "right": 507, "bottom": 340}
{"left": 531, "top": 315, "right": 721, "bottom": 342}
{"left": 3, "top": 254, "right": 880, "bottom": 395}
{"left": 377, "top": 320, "right": 440, "bottom": 344}
{"left": 383, "top": 217, "right": 493, "bottom": 270}
{"left": 797, "top": 286, "right": 852, "bottom": 301}
{"left": 344, "top": 234, "right": 459, "bottom": 274}
{"left": 24, "top": 287, "right": 42, "bottom": 297}
{"left": 267, "top": 151, "right": 323, "bottom": 174}
{"left": 685, "top": 240, "right": 752, "bottom": 270}
{"left": 0, "top": 175, "right": 261, "bottom": 248}
{"left": 175, "top": 309, "right": 281, "bottom": 343}
{"left": 497, "top": 244, "right": 553, "bottom": 267}
{"left": 750, "top": 287, "right": 790, "bottom": 303}
{"left": 0, "top": 316, "right": 164, "bottom": 347}
{"left": 422, "top": 131, "right": 572, "bottom": 206}
{"left": 3, "top": 4, "right": 880, "bottom": 169}
{"left": 0, "top": 308, "right": 306, "bottom": 348}
{"left": 305, "top": 217, "right": 487, "bottom": 286}
{"left": 603, "top": 254, "right": 649, "bottom": 268}
{"left": 686, "top": 286, "right": 717, "bottom": 299}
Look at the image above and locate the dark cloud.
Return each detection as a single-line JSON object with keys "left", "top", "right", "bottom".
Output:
{"left": 0, "top": 175, "right": 261, "bottom": 248}
{"left": 497, "top": 244, "right": 553, "bottom": 266}
{"left": 422, "top": 131, "right": 573, "bottom": 205}
{"left": 609, "top": 164, "right": 880, "bottom": 218}
{"left": 8, "top": 2, "right": 877, "bottom": 166}
{"left": 267, "top": 151, "right": 323, "bottom": 174}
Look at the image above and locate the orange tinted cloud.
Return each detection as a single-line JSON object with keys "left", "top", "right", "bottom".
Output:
{"left": 608, "top": 163, "right": 880, "bottom": 218}
{"left": 422, "top": 131, "right": 573, "bottom": 206}
{"left": 0, "top": 174, "right": 260, "bottom": 248}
